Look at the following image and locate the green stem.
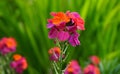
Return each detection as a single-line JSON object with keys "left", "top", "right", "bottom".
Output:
{"left": 54, "top": 40, "right": 69, "bottom": 74}
{"left": 0, "top": 56, "right": 5, "bottom": 74}
{"left": 0, "top": 54, "right": 14, "bottom": 74}
{"left": 53, "top": 63, "right": 59, "bottom": 74}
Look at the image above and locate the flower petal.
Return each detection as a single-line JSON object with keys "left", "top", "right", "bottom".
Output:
{"left": 47, "top": 23, "right": 54, "bottom": 28}
{"left": 57, "top": 31, "right": 70, "bottom": 41}
{"left": 48, "top": 27, "right": 58, "bottom": 39}
{"left": 68, "top": 32, "right": 80, "bottom": 46}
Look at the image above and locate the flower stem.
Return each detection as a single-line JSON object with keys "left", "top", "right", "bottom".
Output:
{"left": 55, "top": 40, "right": 69, "bottom": 74}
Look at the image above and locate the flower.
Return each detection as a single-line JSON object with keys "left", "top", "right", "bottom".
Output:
{"left": 0, "top": 37, "right": 17, "bottom": 55}
{"left": 68, "top": 32, "right": 80, "bottom": 46}
{"left": 47, "top": 11, "right": 85, "bottom": 46}
{"left": 10, "top": 54, "right": 28, "bottom": 74}
{"left": 83, "top": 64, "right": 100, "bottom": 74}
{"left": 48, "top": 47, "right": 61, "bottom": 61}
{"left": 90, "top": 56, "right": 100, "bottom": 65}
{"left": 64, "top": 60, "right": 82, "bottom": 74}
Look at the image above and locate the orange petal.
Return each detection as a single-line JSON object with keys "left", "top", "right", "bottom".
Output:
{"left": 13, "top": 54, "right": 22, "bottom": 61}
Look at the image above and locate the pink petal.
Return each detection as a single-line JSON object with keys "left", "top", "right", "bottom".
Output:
{"left": 57, "top": 31, "right": 70, "bottom": 41}
{"left": 48, "top": 27, "right": 58, "bottom": 39}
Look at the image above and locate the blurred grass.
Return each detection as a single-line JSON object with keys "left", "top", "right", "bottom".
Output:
{"left": 0, "top": 0, "right": 120, "bottom": 74}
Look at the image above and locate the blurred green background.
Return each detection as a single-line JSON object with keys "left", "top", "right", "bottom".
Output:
{"left": 0, "top": 0, "right": 120, "bottom": 74}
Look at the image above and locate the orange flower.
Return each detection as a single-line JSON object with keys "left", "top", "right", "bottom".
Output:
{"left": 50, "top": 12, "right": 70, "bottom": 26}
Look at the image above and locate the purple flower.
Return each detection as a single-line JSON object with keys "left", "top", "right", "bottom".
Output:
{"left": 64, "top": 60, "right": 82, "bottom": 74}
{"left": 48, "top": 27, "right": 58, "bottom": 39}
{"left": 57, "top": 31, "right": 70, "bottom": 41}
{"left": 68, "top": 32, "right": 80, "bottom": 46}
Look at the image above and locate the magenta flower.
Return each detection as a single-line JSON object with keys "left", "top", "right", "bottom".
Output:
{"left": 0, "top": 37, "right": 17, "bottom": 55}
{"left": 68, "top": 32, "right": 80, "bottom": 46}
{"left": 64, "top": 60, "right": 82, "bottom": 74}
{"left": 10, "top": 54, "right": 28, "bottom": 74}
{"left": 83, "top": 64, "right": 100, "bottom": 74}
{"left": 47, "top": 11, "right": 85, "bottom": 46}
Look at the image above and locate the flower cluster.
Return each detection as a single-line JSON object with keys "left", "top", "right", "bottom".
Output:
{"left": 47, "top": 11, "right": 100, "bottom": 74}
{"left": 0, "top": 37, "right": 17, "bottom": 55}
{"left": 47, "top": 11, "right": 85, "bottom": 46}
{"left": 64, "top": 56, "right": 100, "bottom": 74}
{"left": 0, "top": 37, "right": 28, "bottom": 74}
{"left": 10, "top": 54, "right": 28, "bottom": 74}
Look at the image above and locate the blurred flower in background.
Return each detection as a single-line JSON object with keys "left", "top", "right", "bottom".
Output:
{"left": 90, "top": 56, "right": 100, "bottom": 65}
{"left": 10, "top": 54, "right": 28, "bottom": 74}
{"left": 84, "top": 56, "right": 100, "bottom": 74}
{"left": 64, "top": 60, "right": 82, "bottom": 74}
{"left": 84, "top": 64, "right": 100, "bottom": 74}
{"left": 0, "top": 37, "right": 17, "bottom": 55}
